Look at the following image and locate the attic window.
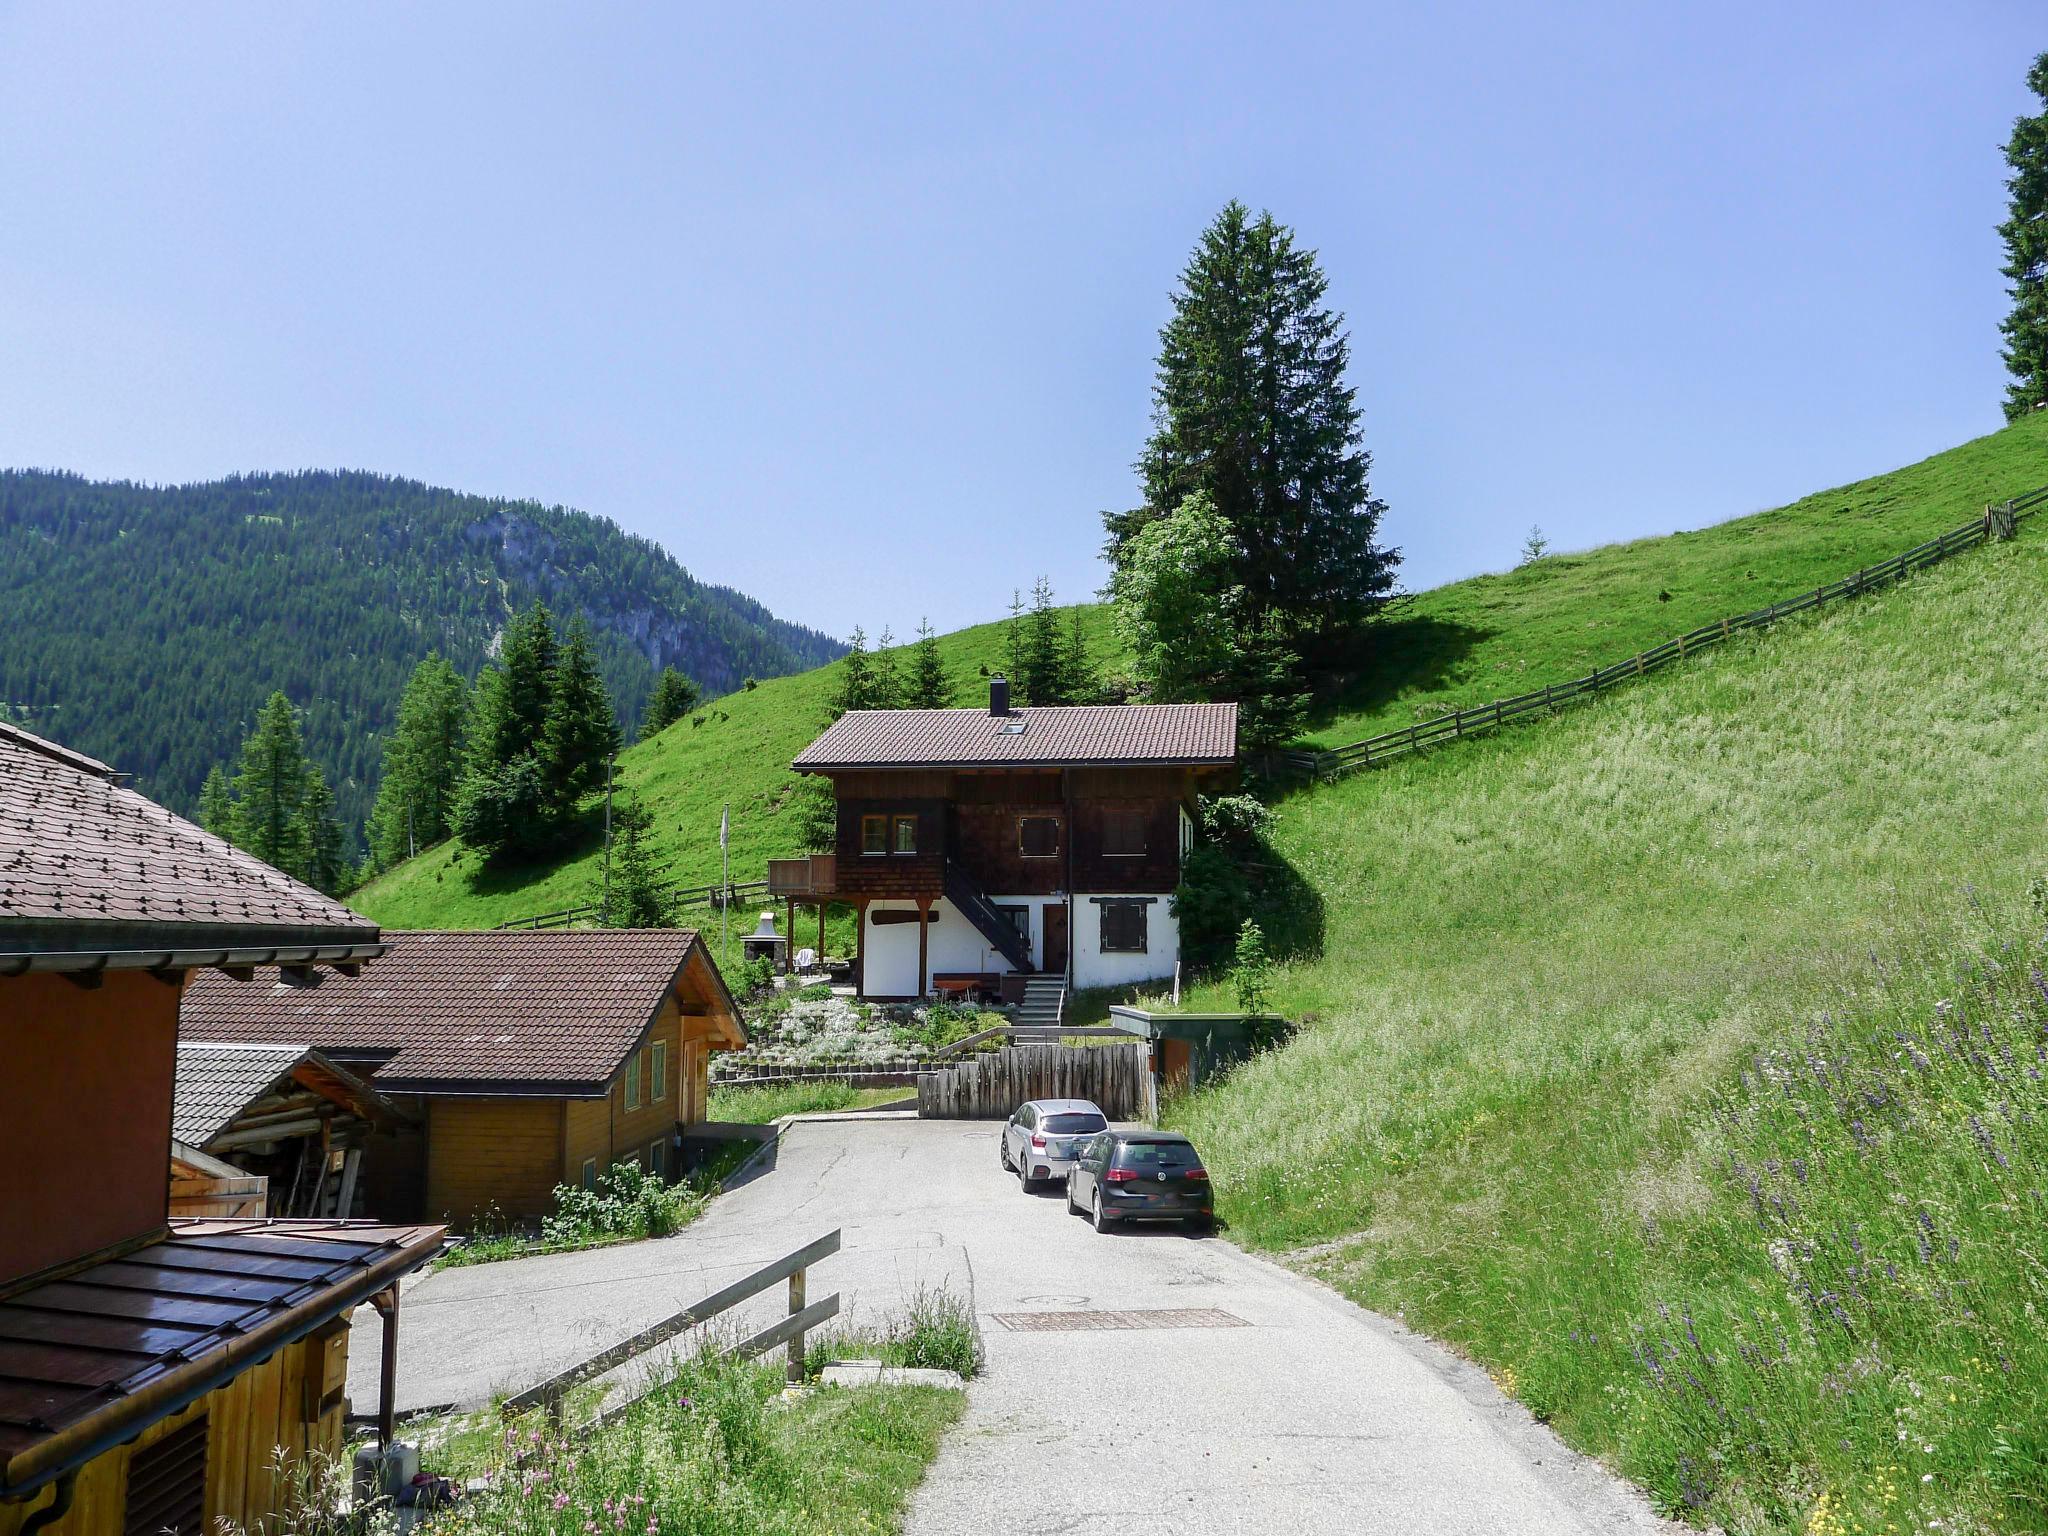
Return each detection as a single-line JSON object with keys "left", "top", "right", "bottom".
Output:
{"left": 996, "top": 721, "right": 1028, "bottom": 735}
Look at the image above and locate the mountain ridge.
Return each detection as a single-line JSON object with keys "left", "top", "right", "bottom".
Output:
{"left": 0, "top": 466, "right": 844, "bottom": 841}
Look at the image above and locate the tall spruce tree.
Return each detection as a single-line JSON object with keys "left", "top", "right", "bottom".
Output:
{"left": 454, "top": 602, "right": 567, "bottom": 861}
{"left": 233, "top": 692, "right": 314, "bottom": 878}
{"left": 367, "top": 652, "right": 468, "bottom": 868}
{"left": 541, "top": 616, "right": 620, "bottom": 811}
{"left": 198, "top": 765, "right": 238, "bottom": 844}
{"left": 1004, "top": 590, "right": 1027, "bottom": 686}
{"left": 830, "top": 627, "right": 877, "bottom": 718}
{"left": 907, "top": 618, "right": 950, "bottom": 708}
{"left": 1062, "top": 608, "right": 1093, "bottom": 705}
{"left": 871, "top": 627, "right": 902, "bottom": 710}
{"left": 1021, "top": 577, "right": 1068, "bottom": 705}
{"left": 597, "top": 790, "right": 669, "bottom": 928}
{"left": 1106, "top": 200, "right": 1396, "bottom": 658}
{"left": 302, "top": 764, "right": 347, "bottom": 895}
{"left": 2001, "top": 52, "right": 2048, "bottom": 421}
{"left": 639, "top": 667, "right": 702, "bottom": 739}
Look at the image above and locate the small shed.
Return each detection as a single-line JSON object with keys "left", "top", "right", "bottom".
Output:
{"left": 1107, "top": 1006, "right": 1285, "bottom": 1115}
{"left": 172, "top": 1043, "right": 402, "bottom": 1218}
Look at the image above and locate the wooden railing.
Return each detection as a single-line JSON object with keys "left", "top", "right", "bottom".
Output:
{"left": 1276, "top": 490, "right": 2044, "bottom": 783}
{"left": 767, "top": 855, "right": 837, "bottom": 898}
{"left": 495, "top": 878, "right": 770, "bottom": 932}
{"left": 502, "top": 1229, "right": 842, "bottom": 1431}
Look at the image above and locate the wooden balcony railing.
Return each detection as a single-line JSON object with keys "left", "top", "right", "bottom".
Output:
{"left": 767, "top": 854, "right": 837, "bottom": 897}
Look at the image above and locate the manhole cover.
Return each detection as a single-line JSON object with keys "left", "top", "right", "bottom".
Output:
{"left": 1014, "top": 1293, "right": 1090, "bottom": 1307}
{"left": 991, "top": 1308, "right": 1249, "bottom": 1332}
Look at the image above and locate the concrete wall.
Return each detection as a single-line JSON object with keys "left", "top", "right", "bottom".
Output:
{"left": 1072, "top": 892, "right": 1179, "bottom": 990}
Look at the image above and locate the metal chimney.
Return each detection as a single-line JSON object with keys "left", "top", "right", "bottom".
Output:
{"left": 989, "top": 673, "right": 1010, "bottom": 716}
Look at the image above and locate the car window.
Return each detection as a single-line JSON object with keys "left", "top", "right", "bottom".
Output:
{"left": 1042, "top": 1112, "right": 1107, "bottom": 1134}
{"left": 1115, "top": 1140, "right": 1201, "bottom": 1169}
{"left": 1018, "top": 1106, "right": 1036, "bottom": 1129}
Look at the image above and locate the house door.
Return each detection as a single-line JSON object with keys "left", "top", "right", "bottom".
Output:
{"left": 1042, "top": 903, "right": 1068, "bottom": 976}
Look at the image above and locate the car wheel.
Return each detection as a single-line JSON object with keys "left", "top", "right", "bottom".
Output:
{"left": 1018, "top": 1157, "right": 1033, "bottom": 1191}
{"left": 1184, "top": 1214, "right": 1213, "bottom": 1235}
{"left": 1092, "top": 1192, "right": 1114, "bottom": 1233}
{"left": 1065, "top": 1175, "right": 1081, "bottom": 1216}
{"left": 999, "top": 1135, "right": 1013, "bottom": 1172}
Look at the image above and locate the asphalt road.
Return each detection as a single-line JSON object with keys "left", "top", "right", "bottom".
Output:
{"left": 353, "top": 1116, "right": 1674, "bottom": 1535}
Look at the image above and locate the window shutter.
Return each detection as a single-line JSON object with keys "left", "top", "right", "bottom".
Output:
{"left": 124, "top": 1415, "right": 208, "bottom": 1536}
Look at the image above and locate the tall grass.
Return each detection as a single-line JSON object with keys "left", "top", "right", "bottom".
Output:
{"left": 426, "top": 1351, "right": 961, "bottom": 1536}
{"left": 706, "top": 1081, "right": 908, "bottom": 1123}
{"left": 1170, "top": 534, "right": 2048, "bottom": 1531}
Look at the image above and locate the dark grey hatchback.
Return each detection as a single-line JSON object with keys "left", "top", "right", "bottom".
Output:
{"left": 1066, "top": 1131, "right": 1214, "bottom": 1233}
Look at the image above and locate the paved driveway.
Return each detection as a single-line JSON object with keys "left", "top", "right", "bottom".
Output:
{"left": 356, "top": 1117, "right": 1672, "bottom": 1535}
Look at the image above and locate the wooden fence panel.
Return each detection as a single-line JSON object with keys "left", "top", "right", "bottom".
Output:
{"left": 918, "top": 1042, "right": 1148, "bottom": 1120}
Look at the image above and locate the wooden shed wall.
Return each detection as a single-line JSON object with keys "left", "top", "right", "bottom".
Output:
{"left": 425, "top": 1098, "right": 564, "bottom": 1228}
{"left": 0, "top": 1326, "right": 345, "bottom": 1536}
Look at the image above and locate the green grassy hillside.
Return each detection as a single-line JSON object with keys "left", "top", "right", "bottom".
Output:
{"left": 1168, "top": 516, "right": 2048, "bottom": 1529}
{"left": 350, "top": 606, "right": 1123, "bottom": 930}
{"left": 1307, "top": 412, "right": 2048, "bottom": 746}
{"left": 356, "top": 416, "right": 2048, "bottom": 939}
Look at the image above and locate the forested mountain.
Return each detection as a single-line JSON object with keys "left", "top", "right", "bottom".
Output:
{"left": 0, "top": 469, "right": 841, "bottom": 841}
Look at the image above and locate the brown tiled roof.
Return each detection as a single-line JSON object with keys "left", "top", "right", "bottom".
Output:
{"left": 0, "top": 722, "right": 380, "bottom": 967}
{"left": 0, "top": 1219, "right": 443, "bottom": 1499}
{"left": 179, "top": 929, "right": 741, "bottom": 1095}
{"left": 793, "top": 702, "right": 1239, "bottom": 770}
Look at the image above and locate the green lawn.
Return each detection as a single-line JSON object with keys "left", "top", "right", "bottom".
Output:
{"left": 1168, "top": 514, "right": 2048, "bottom": 1531}
{"left": 354, "top": 415, "right": 2048, "bottom": 941}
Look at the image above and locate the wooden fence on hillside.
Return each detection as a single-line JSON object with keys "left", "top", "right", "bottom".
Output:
{"left": 918, "top": 1041, "right": 1149, "bottom": 1119}
{"left": 496, "top": 878, "right": 770, "bottom": 932}
{"left": 1276, "top": 488, "right": 2046, "bottom": 783}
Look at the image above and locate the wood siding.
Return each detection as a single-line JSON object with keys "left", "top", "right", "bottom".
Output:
{"left": 1069, "top": 796, "right": 1183, "bottom": 892}
{"left": 426, "top": 1098, "right": 564, "bottom": 1228}
{"left": 832, "top": 797, "right": 945, "bottom": 897}
{"left": 952, "top": 803, "right": 1064, "bottom": 895}
{"left": 0, "top": 1327, "right": 344, "bottom": 1536}
{"left": 2, "top": 972, "right": 178, "bottom": 1287}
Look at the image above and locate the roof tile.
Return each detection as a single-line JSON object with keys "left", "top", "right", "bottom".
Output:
{"left": 793, "top": 702, "right": 1238, "bottom": 770}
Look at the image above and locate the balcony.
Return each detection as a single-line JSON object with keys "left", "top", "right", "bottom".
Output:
{"left": 767, "top": 854, "right": 837, "bottom": 898}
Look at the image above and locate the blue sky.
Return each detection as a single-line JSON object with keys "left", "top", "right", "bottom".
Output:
{"left": 0, "top": 3, "right": 2038, "bottom": 642}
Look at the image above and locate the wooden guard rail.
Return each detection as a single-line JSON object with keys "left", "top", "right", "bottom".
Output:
{"left": 501, "top": 1229, "right": 842, "bottom": 1430}
{"left": 1279, "top": 488, "right": 2046, "bottom": 783}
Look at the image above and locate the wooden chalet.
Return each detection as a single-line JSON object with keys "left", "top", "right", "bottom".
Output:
{"left": 0, "top": 721, "right": 444, "bottom": 1536}
{"left": 770, "top": 679, "right": 1238, "bottom": 1003}
{"left": 170, "top": 1044, "right": 402, "bottom": 1219}
{"left": 179, "top": 930, "right": 747, "bottom": 1229}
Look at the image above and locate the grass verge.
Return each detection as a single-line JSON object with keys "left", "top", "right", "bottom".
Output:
{"left": 1168, "top": 530, "right": 2048, "bottom": 1531}
{"left": 707, "top": 1082, "right": 912, "bottom": 1123}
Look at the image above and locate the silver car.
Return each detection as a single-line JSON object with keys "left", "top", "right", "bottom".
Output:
{"left": 1000, "top": 1098, "right": 1110, "bottom": 1189}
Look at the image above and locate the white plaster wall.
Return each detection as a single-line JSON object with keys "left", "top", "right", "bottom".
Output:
{"left": 1072, "top": 893, "right": 1179, "bottom": 990}
{"left": 861, "top": 897, "right": 1054, "bottom": 995}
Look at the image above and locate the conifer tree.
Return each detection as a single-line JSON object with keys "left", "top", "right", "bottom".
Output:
{"left": 541, "top": 616, "right": 620, "bottom": 811}
{"left": 1005, "top": 590, "right": 1027, "bottom": 686}
{"left": 302, "top": 763, "right": 347, "bottom": 895}
{"left": 1021, "top": 577, "right": 1068, "bottom": 704}
{"left": 233, "top": 692, "right": 313, "bottom": 878}
{"left": 597, "top": 791, "right": 669, "bottom": 928}
{"left": 871, "top": 627, "right": 902, "bottom": 711}
{"left": 198, "top": 765, "right": 238, "bottom": 844}
{"left": 2001, "top": 52, "right": 2048, "bottom": 420}
{"left": 454, "top": 603, "right": 568, "bottom": 862}
{"left": 367, "top": 653, "right": 468, "bottom": 867}
{"left": 830, "top": 626, "right": 875, "bottom": 718}
{"left": 907, "top": 618, "right": 950, "bottom": 709}
{"left": 1105, "top": 201, "right": 1396, "bottom": 659}
{"left": 639, "top": 667, "right": 702, "bottom": 739}
{"left": 1062, "top": 607, "right": 1093, "bottom": 705}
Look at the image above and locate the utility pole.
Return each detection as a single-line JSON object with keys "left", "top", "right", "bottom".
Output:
{"left": 602, "top": 755, "right": 615, "bottom": 925}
